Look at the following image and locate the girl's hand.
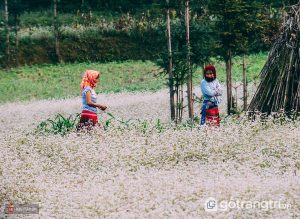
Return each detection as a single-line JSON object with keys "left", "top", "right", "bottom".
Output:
{"left": 216, "top": 88, "right": 222, "bottom": 96}
{"left": 98, "top": 104, "right": 107, "bottom": 111}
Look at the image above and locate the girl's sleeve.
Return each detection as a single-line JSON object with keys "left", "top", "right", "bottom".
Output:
{"left": 201, "top": 80, "right": 217, "bottom": 97}
{"left": 82, "top": 86, "right": 91, "bottom": 96}
{"left": 215, "top": 81, "right": 223, "bottom": 96}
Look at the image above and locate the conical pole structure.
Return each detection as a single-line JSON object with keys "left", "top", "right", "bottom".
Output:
{"left": 248, "top": 3, "right": 300, "bottom": 114}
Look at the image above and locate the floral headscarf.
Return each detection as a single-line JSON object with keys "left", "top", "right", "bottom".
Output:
{"left": 80, "top": 70, "right": 100, "bottom": 95}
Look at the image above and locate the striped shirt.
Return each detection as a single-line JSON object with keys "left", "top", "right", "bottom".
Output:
{"left": 82, "top": 86, "right": 97, "bottom": 113}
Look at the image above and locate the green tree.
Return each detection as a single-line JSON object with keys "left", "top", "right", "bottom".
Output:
{"left": 157, "top": 0, "right": 213, "bottom": 122}
{"left": 208, "top": 0, "right": 265, "bottom": 114}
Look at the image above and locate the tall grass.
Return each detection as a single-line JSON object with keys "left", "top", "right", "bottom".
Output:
{"left": 37, "top": 113, "right": 80, "bottom": 135}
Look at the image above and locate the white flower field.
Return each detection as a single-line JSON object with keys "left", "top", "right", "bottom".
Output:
{"left": 1, "top": 89, "right": 300, "bottom": 218}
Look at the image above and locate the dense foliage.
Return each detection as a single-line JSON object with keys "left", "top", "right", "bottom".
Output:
{"left": 0, "top": 0, "right": 298, "bottom": 67}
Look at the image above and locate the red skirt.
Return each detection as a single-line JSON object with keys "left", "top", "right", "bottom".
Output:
{"left": 78, "top": 110, "right": 98, "bottom": 129}
{"left": 205, "top": 107, "right": 220, "bottom": 126}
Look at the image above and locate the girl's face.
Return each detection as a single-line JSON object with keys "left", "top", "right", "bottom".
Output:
{"left": 95, "top": 75, "right": 100, "bottom": 84}
{"left": 205, "top": 70, "right": 214, "bottom": 79}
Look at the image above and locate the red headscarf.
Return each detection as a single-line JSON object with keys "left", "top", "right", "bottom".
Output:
{"left": 80, "top": 70, "right": 100, "bottom": 95}
{"left": 203, "top": 65, "right": 216, "bottom": 78}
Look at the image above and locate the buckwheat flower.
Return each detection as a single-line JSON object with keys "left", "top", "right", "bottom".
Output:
{"left": 1, "top": 89, "right": 299, "bottom": 218}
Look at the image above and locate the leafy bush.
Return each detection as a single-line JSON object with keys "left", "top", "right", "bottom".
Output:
{"left": 37, "top": 113, "right": 80, "bottom": 135}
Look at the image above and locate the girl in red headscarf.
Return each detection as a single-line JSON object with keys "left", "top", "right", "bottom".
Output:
{"left": 200, "top": 65, "right": 222, "bottom": 126}
{"left": 78, "top": 70, "right": 107, "bottom": 129}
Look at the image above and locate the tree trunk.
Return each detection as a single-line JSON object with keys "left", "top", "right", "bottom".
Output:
{"left": 243, "top": 54, "right": 247, "bottom": 111}
{"left": 180, "top": 84, "right": 184, "bottom": 122}
{"left": 53, "top": 0, "right": 62, "bottom": 63}
{"left": 176, "top": 85, "right": 179, "bottom": 122}
{"left": 185, "top": 0, "right": 194, "bottom": 120}
{"left": 166, "top": 0, "right": 175, "bottom": 121}
{"left": 15, "top": 14, "right": 20, "bottom": 66}
{"left": 234, "top": 86, "right": 238, "bottom": 110}
{"left": 226, "top": 48, "right": 233, "bottom": 114}
{"left": 4, "top": 0, "right": 10, "bottom": 67}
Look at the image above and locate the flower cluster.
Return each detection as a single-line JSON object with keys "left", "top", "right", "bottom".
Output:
{"left": 0, "top": 90, "right": 299, "bottom": 218}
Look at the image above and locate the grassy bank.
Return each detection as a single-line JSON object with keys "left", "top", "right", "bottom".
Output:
{"left": 0, "top": 53, "right": 268, "bottom": 103}
{"left": 0, "top": 61, "right": 164, "bottom": 103}
{"left": 194, "top": 52, "right": 267, "bottom": 83}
